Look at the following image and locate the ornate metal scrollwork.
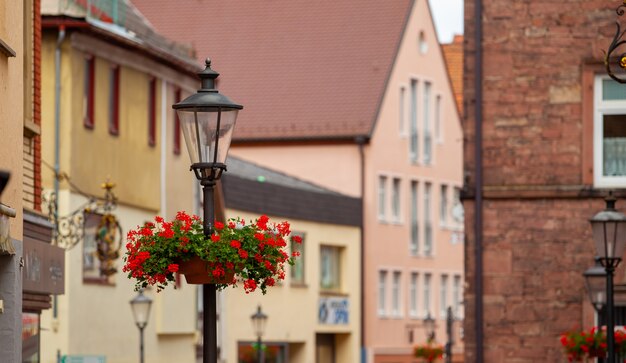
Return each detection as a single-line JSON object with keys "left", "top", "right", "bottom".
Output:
{"left": 606, "top": 1, "right": 626, "bottom": 83}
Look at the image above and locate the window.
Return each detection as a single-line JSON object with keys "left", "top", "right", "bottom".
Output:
{"left": 378, "top": 175, "right": 387, "bottom": 220}
{"left": 594, "top": 76, "right": 626, "bottom": 186}
{"left": 410, "top": 79, "right": 419, "bottom": 162}
{"left": 418, "top": 31, "right": 428, "bottom": 54}
{"left": 290, "top": 232, "right": 305, "bottom": 284}
{"left": 435, "top": 95, "right": 442, "bottom": 142}
{"left": 424, "top": 183, "right": 433, "bottom": 256}
{"left": 452, "top": 187, "right": 464, "bottom": 225}
{"left": 400, "top": 86, "right": 406, "bottom": 134}
{"left": 440, "top": 274, "right": 449, "bottom": 317}
{"left": 392, "top": 271, "right": 401, "bottom": 316}
{"left": 378, "top": 270, "right": 387, "bottom": 316}
{"left": 174, "top": 88, "right": 182, "bottom": 155}
{"left": 108, "top": 65, "right": 120, "bottom": 135}
{"left": 453, "top": 275, "right": 462, "bottom": 316}
{"left": 391, "top": 177, "right": 401, "bottom": 222}
{"left": 83, "top": 56, "right": 95, "bottom": 128}
{"left": 410, "top": 181, "right": 419, "bottom": 255}
{"left": 423, "top": 273, "right": 432, "bottom": 316}
{"left": 148, "top": 77, "right": 157, "bottom": 146}
{"left": 440, "top": 184, "right": 448, "bottom": 225}
{"left": 409, "top": 272, "right": 418, "bottom": 317}
{"left": 423, "top": 81, "right": 432, "bottom": 164}
{"left": 320, "top": 246, "right": 341, "bottom": 291}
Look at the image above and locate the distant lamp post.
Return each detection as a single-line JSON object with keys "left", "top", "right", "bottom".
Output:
{"left": 250, "top": 305, "right": 268, "bottom": 363}
{"left": 583, "top": 258, "right": 607, "bottom": 313}
{"left": 173, "top": 58, "right": 242, "bottom": 363}
{"left": 130, "top": 290, "right": 153, "bottom": 363}
{"left": 445, "top": 307, "right": 454, "bottom": 363}
{"left": 423, "top": 311, "right": 436, "bottom": 342}
{"left": 590, "top": 193, "right": 626, "bottom": 363}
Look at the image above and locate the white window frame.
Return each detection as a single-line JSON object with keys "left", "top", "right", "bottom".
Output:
{"left": 410, "top": 180, "right": 419, "bottom": 255}
{"left": 423, "top": 81, "right": 432, "bottom": 165}
{"left": 440, "top": 184, "right": 448, "bottom": 226}
{"left": 378, "top": 175, "right": 387, "bottom": 221}
{"left": 409, "top": 272, "right": 419, "bottom": 317}
{"left": 594, "top": 75, "right": 626, "bottom": 187}
{"left": 410, "top": 79, "right": 419, "bottom": 163}
{"left": 378, "top": 270, "right": 388, "bottom": 316}
{"left": 392, "top": 271, "right": 402, "bottom": 317}
{"left": 435, "top": 94, "right": 443, "bottom": 143}
{"left": 424, "top": 182, "right": 433, "bottom": 256}
{"left": 391, "top": 177, "right": 401, "bottom": 222}
{"left": 440, "top": 274, "right": 449, "bottom": 318}
{"left": 423, "top": 273, "right": 432, "bottom": 317}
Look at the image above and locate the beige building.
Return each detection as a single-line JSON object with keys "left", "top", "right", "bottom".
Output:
{"left": 220, "top": 157, "right": 362, "bottom": 363}
{"left": 39, "top": 1, "right": 204, "bottom": 362}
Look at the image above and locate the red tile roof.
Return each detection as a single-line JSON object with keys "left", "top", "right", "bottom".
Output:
{"left": 442, "top": 34, "right": 463, "bottom": 115}
{"left": 131, "top": 0, "right": 413, "bottom": 141}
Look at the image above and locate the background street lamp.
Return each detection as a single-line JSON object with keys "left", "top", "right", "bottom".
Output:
{"left": 590, "top": 194, "right": 626, "bottom": 362}
{"left": 423, "top": 311, "right": 436, "bottom": 342}
{"left": 174, "top": 58, "right": 243, "bottom": 363}
{"left": 445, "top": 307, "right": 454, "bottom": 363}
{"left": 130, "top": 290, "right": 153, "bottom": 363}
{"left": 250, "top": 305, "right": 268, "bottom": 363}
{"left": 583, "top": 258, "right": 607, "bottom": 313}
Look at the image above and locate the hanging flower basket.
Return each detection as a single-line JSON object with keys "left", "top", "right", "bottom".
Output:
{"left": 123, "top": 212, "right": 301, "bottom": 293}
{"left": 414, "top": 341, "right": 444, "bottom": 363}
{"left": 559, "top": 326, "right": 626, "bottom": 362}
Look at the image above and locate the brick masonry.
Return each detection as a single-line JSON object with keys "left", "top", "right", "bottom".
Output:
{"left": 463, "top": 0, "right": 626, "bottom": 362}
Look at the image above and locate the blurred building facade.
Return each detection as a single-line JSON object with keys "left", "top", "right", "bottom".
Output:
{"left": 219, "top": 156, "right": 362, "bottom": 363}
{"left": 131, "top": 0, "right": 465, "bottom": 362}
{"left": 39, "top": 1, "right": 204, "bottom": 362}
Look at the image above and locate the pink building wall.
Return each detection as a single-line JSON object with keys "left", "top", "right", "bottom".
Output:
{"left": 230, "top": 1, "right": 463, "bottom": 361}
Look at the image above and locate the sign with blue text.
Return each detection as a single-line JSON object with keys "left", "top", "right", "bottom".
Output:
{"left": 318, "top": 297, "right": 349, "bottom": 325}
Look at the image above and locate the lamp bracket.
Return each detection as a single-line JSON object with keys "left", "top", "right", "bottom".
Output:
{"left": 191, "top": 162, "right": 227, "bottom": 184}
{"left": 605, "top": 1, "right": 626, "bottom": 83}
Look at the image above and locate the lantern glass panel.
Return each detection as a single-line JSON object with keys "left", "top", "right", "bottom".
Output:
{"left": 130, "top": 295, "right": 152, "bottom": 328}
{"left": 592, "top": 218, "right": 626, "bottom": 259}
{"left": 584, "top": 273, "right": 606, "bottom": 308}
{"left": 177, "top": 107, "right": 238, "bottom": 165}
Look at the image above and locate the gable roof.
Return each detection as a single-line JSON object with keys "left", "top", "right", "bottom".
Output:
{"left": 130, "top": 0, "right": 414, "bottom": 142}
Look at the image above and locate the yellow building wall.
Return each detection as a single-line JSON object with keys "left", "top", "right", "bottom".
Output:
{"left": 221, "top": 209, "right": 361, "bottom": 363}
{"left": 0, "top": 0, "right": 24, "bottom": 236}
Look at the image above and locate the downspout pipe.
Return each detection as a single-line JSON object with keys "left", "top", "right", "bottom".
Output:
{"left": 474, "top": 0, "right": 484, "bottom": 362}
{"left": 355, "top": 135, "right": 367, "bottom": 363}
{"left": 53, "top": 25, "right": 66, "bottom": 319}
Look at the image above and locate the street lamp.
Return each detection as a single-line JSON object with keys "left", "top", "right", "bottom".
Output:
{"left": 590, "top": 194, "right": 626, "bottom": 363}
{"left": 250, "top": 305, "right": 268, "bottom": 363}
{"left": 583, "top": 258, "right": 607, "bottom": 313}
{"left": 445, "top": 307, "right": 454, "bottom": 363}
{"left": 173, "top": 58, "right": 243, "bottom": 363}
{"left": 130, "top": 290, "right": 153, "bottom": 363}
{"left": 423, "top": 311, "right": 436, "bottom": 343}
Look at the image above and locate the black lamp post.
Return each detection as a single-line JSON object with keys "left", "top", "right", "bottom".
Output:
{"left": 590, "top": 194, "right": 626, "bottom": 363}
{"left": 583, "top": 258, "right": 607, "bottom": 313}
{"left": 174, "top": 58, "right": 243, "bottom": 363}
{"left": 250, "top": 305, "right": 268, "bottom": 363}
{"left": 423, "top": 311, "right": 436, "bottom": 342}
{"left": 445, "top": 307, "right": 454, "bottom": 363}
{"left": 130, "top": 290, "right": 153, "bottom": 363}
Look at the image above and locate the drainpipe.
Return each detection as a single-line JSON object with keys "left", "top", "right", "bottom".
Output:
{"left": 474, "top": 0, "right": 484, "bottom": 361}
{"left": 53, "top": 24, "right": 66, "bottom": 320}
{"left": 160, "top": 79, "right": 167, "bottom": 217}
{"left": 355, "top": 135, "right": 366, "bottom": 363}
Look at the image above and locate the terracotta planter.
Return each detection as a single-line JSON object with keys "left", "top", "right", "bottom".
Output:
{"left": 178, "top": 256, "right": 236, "bottom": 284}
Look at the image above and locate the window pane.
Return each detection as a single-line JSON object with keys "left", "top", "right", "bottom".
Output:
{"left": 392, "top": 271, "right": 401, "bottom": 316}
{"left": 435, "top": 95, "right": 441, "bottom": 140}
{"left": 424, "top": 82, "right": 431, "bottom": 164}
{"left": 290, "top": 232, "right": 305, "bottom": 284}
{"left": 440, "top": 274, "right": 448, "bottom": 316}
{"left": 424, "top": 183, "right": 432, "bottom": 255}
{"left": 453, "top": 275, "right": 461, "bottom": 316}
{"left": 603, "top": 114, "right": 626, "bottom": 176}
{"left": 320, "top": 246, "right": 340, "bottom": 290}
{"left": 423, "top": 273, "right": 431, "bottom": 315}
{"left": 392, "top": 178, "right": 401, "bottom": 221}
{"left": 410, "top": 79, "right": 418, "bottom": 162}
{"left": 399, "top": 87, "right": 405, "bottom": 133}
{"left": 410, "top": 272, "right": 418, "bottom": 316}
{"left": 379, "top": 270, "right": 387, "bottom": 315}
{"left": 440, "top": 185, "right": 448, "bottom": 224}
{"left": 378, "top": 176, "right": 387, "bottom": 219}
{"left": 603, "top": 79, "right": 626, "bottom": 100}
{"left": 410, "top": 181, "right": 419, "bottom": 255}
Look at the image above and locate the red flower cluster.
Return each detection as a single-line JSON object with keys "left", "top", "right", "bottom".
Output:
{"left": 414, "top": 342, "right": 444, "bottom": 362}
{"left": 123, "top": 212, "right": 301, "bottom": 293}
{"left": 560, "top": 327, "right": 626, "bottom": 362}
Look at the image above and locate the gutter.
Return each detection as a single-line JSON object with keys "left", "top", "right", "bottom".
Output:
{"left": 473, "top": 0, "right": 484, "bottom": 361}
{"left": 355, "top": 135, "right": 367, "bottom": 363}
